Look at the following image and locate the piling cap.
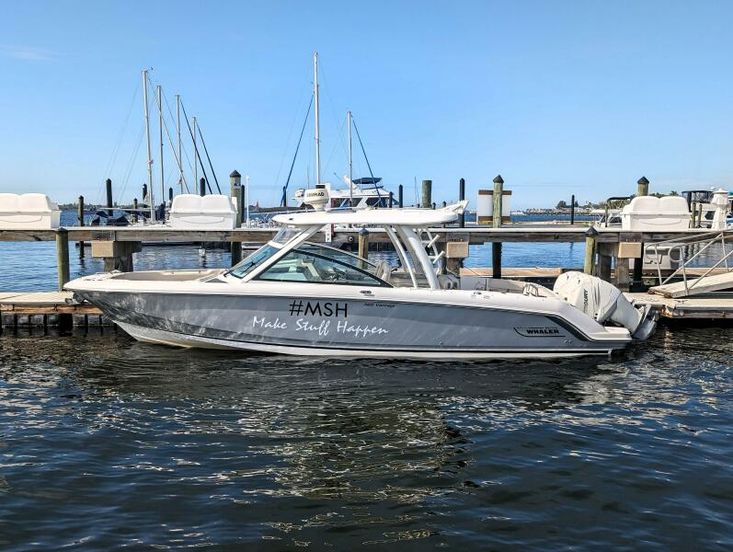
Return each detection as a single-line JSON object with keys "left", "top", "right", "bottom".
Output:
{"left": 230, "top": 170, "right": 241, "bottom": 178}
{"left": 493, "top": 174, "right": 504, "bottom": 184}
{"left": 585, "top": 226, "right": 599, "bottom": 237}
{"left": 637, "top": 176, "right": 649, "bottom": 185}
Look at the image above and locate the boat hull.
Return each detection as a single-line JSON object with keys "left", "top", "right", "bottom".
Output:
{"left": 74, "top": 290, "right": 630, "bottom": 359}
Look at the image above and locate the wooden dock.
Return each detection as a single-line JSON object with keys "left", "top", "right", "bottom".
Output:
{"left": 626, "top": 292, "right": 733, "bottom": 319}
{"left": 0, "top": 291, "right": 105, "bottom": 330}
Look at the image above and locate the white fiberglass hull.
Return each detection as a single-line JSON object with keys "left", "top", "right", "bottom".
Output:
{"left": 66, "top": 275, "right": 631, "bottom": 360}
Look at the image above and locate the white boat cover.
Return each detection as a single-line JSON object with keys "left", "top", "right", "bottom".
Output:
{"left": 0, "top": 193, "right": 61, "bottom": 229}
{"left": 620, "top": 196, "right": 690, "bottom": 231}
{"left": 169, "top": 194, "right": 237, "bottom": 229}
{"left": 273, "top": 200, "right": 468, "bottom": 227}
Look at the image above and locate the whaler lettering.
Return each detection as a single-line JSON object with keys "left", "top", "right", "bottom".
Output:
{"left": 253, "top": 316, "right": 288, "bottom": 330}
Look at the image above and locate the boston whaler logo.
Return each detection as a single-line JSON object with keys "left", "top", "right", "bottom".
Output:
{"left": 514, "top": 326, "right": 563, "bottom": 337}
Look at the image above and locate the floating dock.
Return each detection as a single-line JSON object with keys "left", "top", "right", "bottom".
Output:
{"left": 0, "top": 291, "right": 106, "bottom": 330}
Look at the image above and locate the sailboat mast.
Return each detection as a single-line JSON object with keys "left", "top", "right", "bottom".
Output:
{"left": 142, "top": 69, "right": 154, "bottom": 220}
{"left": 176, "top": 94, "right": 183, "bottom": 194}
{"left": 313, "top": 51, "right": 321, "bottom": 186}
{"left": 157, "top": 85, "right": 164, "bottom": 205}
{"left": 193, "top": 116, "right": 198, "bottom": 192}
{"left": 347, "top": 110, "right": 353, "bottom": 206}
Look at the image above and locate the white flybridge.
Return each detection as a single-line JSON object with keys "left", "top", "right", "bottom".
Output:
{"left": 65, "top": 192, "right": 656, "bottom": 359}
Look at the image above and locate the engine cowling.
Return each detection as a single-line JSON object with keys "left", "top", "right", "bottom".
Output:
{"left": 553, "top": 271, "right": 656, "bottom": 340}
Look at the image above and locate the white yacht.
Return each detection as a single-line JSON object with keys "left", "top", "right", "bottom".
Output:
{"left": 294, "top": 177, "right": 392, "bottom": 210}
{"left": 65, "top": 194, "right": 656, "bottom": 359}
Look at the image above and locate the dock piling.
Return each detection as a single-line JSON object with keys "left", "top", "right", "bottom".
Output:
{"left": 459, "top": 178, "right": 466, "bottom": 227}
{"left": 637, "top": 176, "right": 650, "bottom": 197}
{"left": 199, "top": 177, "right": 206, "bottom": 197}
{"left": 358, "top": 228, "right": 369, "bottom": 269}
{"left": 570, "top": 194, "right": 575, "bottom": 225}
{"left": 56, "top": 229, "right": 70, "bottom": 290}
{"left": 105, "top": 179, "right": 113, "bottom": 217}
{"left": 230, "top": 170, "right": 243, "bottom": 266}
{"left": 398, "top": 184, "right": 403, "bottom": 208}
{"left": 132, "top": 198, "right": 138, "bottom": 223}
{"left": 77, "top": 196, "right": 85, "bottom": 258}
{"left": 421, "top": 180, "right": 432, "bottom": 208}
{"left": 584, "top": 227, "right": 598, "bottom": 275}
{"left": 491, "top": 175, "right": 504, "bottom": 278}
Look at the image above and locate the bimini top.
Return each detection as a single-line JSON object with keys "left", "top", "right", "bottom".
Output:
{"left": 273, "top": 200, "right": 468, "bottom": 227}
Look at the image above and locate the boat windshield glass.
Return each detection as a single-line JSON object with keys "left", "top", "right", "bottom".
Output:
{"left": 271, "top": 226, "right": 302, "bottom": 246}
{"left": 227, "top": 244, "right": 278, "bottom": 279}
{"left": 257, "top": 248, "right": 390, "bottom": 287}
{"left": 298, "top": 242, "right": 378, "bottom": 272}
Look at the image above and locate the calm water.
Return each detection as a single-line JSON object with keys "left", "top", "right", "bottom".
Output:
{"left": 1, "top": 327, "right": 732, "bottom": 549}
{"left": 1, "top": 211, "right": 732, "bottom": 549}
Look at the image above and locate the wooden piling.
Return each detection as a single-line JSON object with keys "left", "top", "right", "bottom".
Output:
{"left": 132, "top": 198, "right": 139, "bottom": 223}
{"left": 398, "top": 184, "right": 404, "bottom": 208}
{"left": 584, "top": 227, "right": 598, "bottom": 275}
{"left": 570, "top": 194, "right": 575, "bottom": 225}
{"left": 637, "top": 176, "right": 649, "bottom": 197}
{"left": 199, "top": 177, "right": 206, "bottom": 197}
{"left": 459, "top": 178, "right": 466, "bottom": 227}
{"left": 491, "top": 175, "right": 504, "bottom": 278}
{"left": 388, "top": 191, "right": 394, "bottom": 208}
{"left": 358, "top": 228, "right": 369, "bottom": 269}
{"left": 56, "top": 229, "right": 70, "bottom": 290}
{"left": 421, "top": 180, "right": 432, "bottom": 208}
{"left": 105, "top": 178, "right": 113, "bottom": 217}
{"left": 492, "top": 175, "right": 504, "bottom": 228}
{"left": 230, "top": 170, "right": 243, "bottom": 266}
{"left": 77, "top": 196, "right": 85, "bottom": 258}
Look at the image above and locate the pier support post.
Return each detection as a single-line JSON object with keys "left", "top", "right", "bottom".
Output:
{"left": 230, "top": 170, "right": 243, "bottom": 266}
{"left": 56, "top": 228, "right": 70, "bottom": 290}
{"left": 199, "top": 177, "right": 206, "bottom": 197}
{"left": 92, "top": 241, "right": 142, "bottom": 272}
{"left": 570, "top": 194, "right": 575, "bottom": 225}
{"left": 388, "top": 191, "right": 394, "bottom": 208}
{"left": 132, "top": 198, "right": 139, "bottom": 223}
{"left": 77, "top": 196, "right": 85, "bottom": 258}
{"left": 398, "top": 184, "right": 404, "bottom": 208}
{"left": 584, "top": 227, "right": 598, "bottom": 275}
{"left": 459, "top": 178, "right": 466, "bottom": 227}
{"left": 105, "top": 178, "right": 113, "bottom": 217}
{"left": 637, "top": 176, "right": 649, "bottom": 197}
{"left": 491, "top": 175, "right": 504, "bottom": 278}
{"left": 421, "top": 180, "right": 432, "bottom": 208}
{"left": 492, "top": 242, "right": 502, "bottom": 279}
{"left": 358, "top": 228, "right": 369, "bottom": 269}
{"left": 631, "top": 248, "right": 645, "bottom": 292}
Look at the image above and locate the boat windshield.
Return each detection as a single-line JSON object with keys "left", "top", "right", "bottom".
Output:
{"left": 299, "top": 242, "right": 378, "bottom": 271}
{"left": 271, "top": 226, "right": 302, "bottom": 246}
{"left": 257, "top": 248, "right": 390, "bottom": 287}
{"left": 227, "top": 244, "right": 278, "bottom": 279}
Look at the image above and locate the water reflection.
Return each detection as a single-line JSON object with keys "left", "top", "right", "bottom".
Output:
{"left": 1, "top": 326, "right": 732, "bottom": 549}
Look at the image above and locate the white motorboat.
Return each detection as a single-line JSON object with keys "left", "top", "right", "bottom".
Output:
{"left": 294, "top": 177, "right": 392, "bottom": 210}
{"left": 65, "top": 193, "right": 656, "bottom": 359}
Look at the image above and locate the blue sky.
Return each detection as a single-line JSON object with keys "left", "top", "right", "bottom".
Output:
{"left": 1, "top": 0, "right": 733, "bottom": 209}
